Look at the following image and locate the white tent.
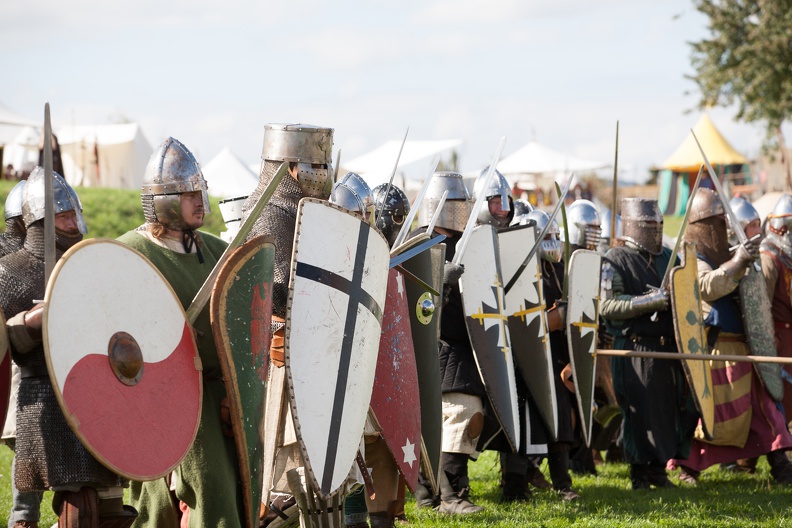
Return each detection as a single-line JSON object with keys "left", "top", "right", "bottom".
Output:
{"left": 497, "top": 140, "right": 608, "bottom": 184}
{"left": 57, "top": 123, "right": 152, "bottom": 189}
{"left": 344, "top": 139, "right": 463, "bottom": 187}
{"left": 2, "top": 126, "right": 40, "bottom": 172}
{"left": 201, "top": 147, "right": 258, "bottom": 199}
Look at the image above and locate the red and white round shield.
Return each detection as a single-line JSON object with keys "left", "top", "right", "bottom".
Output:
{"left": 43, "top": 239, "right": 202, "bottom": 481}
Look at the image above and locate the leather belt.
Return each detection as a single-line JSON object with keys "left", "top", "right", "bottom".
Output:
{"left": 20, "top": 365, "right": 49, "bottom": 379}
{"left": 630, "top": 335, "right": 666, "bottom": 346}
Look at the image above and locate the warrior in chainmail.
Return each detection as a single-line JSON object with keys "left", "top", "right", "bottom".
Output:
{"left": 668, "top": 188, "right": 792, "bottom": 485}
{"left": 242, "top": 124, "right": 341, "bottom": 528}
{"left": 0, "top": 180, "right": 27, "bottom": 258}
{"left": 599, "top": 198, "right": 698, "bottom": 490}
{"left": 118, "top": 137, "right": 240, "bottom": 528}
{"left": 1, "top": 168, "right": 131, "bottom": 526}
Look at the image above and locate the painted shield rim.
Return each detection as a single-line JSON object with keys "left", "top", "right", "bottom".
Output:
{"left": 42, "top": 238, "right": 203, "bottom": 481}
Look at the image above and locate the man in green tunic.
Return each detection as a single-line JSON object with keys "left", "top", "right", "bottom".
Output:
{"left": 118, "top": 137, "right": 243, "bottom": 528}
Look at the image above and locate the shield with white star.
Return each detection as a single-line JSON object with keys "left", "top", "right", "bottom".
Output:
{"left": 285, "top": 198, "right": 390, "bottom": 500}
{"left": 566, "top": 249, "right": 600, "bottom": 448}
{"left": 458, "top": 225, "right": 520, "bottom": 453}
{"left": 369, "top": 269, "right": 421, "bottom": 492}
{"left": 498, "top": 223, "right": 558, "bottom": 441}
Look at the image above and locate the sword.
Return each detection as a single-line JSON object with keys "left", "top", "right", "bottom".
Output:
{"left": 452, "top": 136, "right": 507, "bottom": 266}
{"left": 691, "top": 130, "right": 759, "bottom": 271}
{"left": 333, "top": 149, "right": 342, "bottom": 183}
{"left": 389, "top": 235, "right": 446, "bottom": 269}
{"left": 504, "top": 177, "right": 571, "bottom": 294}
{"left": 556, "top": 182, "right": 571, "bottom": 300}
{"left": 425, "top": 190, "right": 448, "bottom": 235}
{"left": 392, "top": 157, "right": 438, "bottom": 248}
{"left": 374, "top": 127, "right": 409, "bottom": 225}
{"left": 185, "top": 162, "right": 288, "bottom": 323}
{"left": 610, "top": 121, "right": 619, "bottom": 248}
{"left": 43, "top": 103, "right": 55, "bottom": 285}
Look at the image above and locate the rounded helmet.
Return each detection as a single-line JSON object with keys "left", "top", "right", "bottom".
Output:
{"left": 5, "top": 180, "right": 26, "bottom": 220}
{"left": 727, "top": 196, "right": 761, "bottom": 245}
{"left": 23, "top": 166, "right": 88, "bottom": 233}
{"left": 330, "top": 172, "right": 373, "bottom": 218}
{"left": 510, "top": 199, "right": 535, "bottom": 227}
{"left": 600, "top": 210, "right": 622, "bottom": 241}
{"left": 565, "top": 199, "right": 601, "bottom": 250}
{"left": 767, "top": 194, "right": 792, "bottom": 254}
{"left": 527, "top": 209, "right": 562, "bottom": 263}
{"left": 620, "top": 198, "right": 663, "bottom": 255}
{"left": 416, "top": 172, "right": 472, "bottom": 232}
{"left": 472, "top": 167, "right": 513, "bottom": 228}
{"left": 372, "top": 183, "right": 410, "bottom": 247}
{"left": 689, "top": 188, "right": 724, "bottom": 223}
{"left": 261, "top": 123, "right": 334, "bottom": 199}
{"left": 141, "top": 137, "right": 211, "bottom": 231}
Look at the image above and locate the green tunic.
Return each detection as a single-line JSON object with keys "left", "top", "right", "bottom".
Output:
{"left": 117, "top": 230, "right": 243, "bottom": 528}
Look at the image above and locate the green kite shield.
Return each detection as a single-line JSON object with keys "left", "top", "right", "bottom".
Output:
{"left": 210, "top": 235, "right": 275, "bottom": 528}
{"left": 458, "top": 224, "right": 519, "bottom": 453}
{"left": 401, "top": 241, "right": 444, "bottom": 493}
{"left": 739, "top": 267, "right": 784, "bottom": 402}
{"left": 498, "top": 223, "right": 558, "bottom": 440}
{"left": 670, "top": 241, "right": 714, "bottom": 440}
{"left": 43, "top": 239, "right": 202, "bottom": 481}
{"left": 566, "top": 249, "right": 600, "bottom": 448}
{"left": 286, "top": 198, "right": 390, "bottom": 500}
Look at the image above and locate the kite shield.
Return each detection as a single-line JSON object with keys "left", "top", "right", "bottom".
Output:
{"left": 458, "top": 225, "right": 519, "bottom": 453}
{"left": 670, "top": 241, "right": 714, "bottom": 440}
{"left": 498, "top": 223, "right": 558, "bottom": 440}
{"left": 400, "top": 242, "right": 444, "bottom": 493}
{"left": 285, "top": 199, "right": 390, "bottom": 499}
{"left": 740, "top": 267, "right": 784, "bottom": 402}
{"left": 566, "top": 249, "right": 600, "bottom": 448}
{"left": 370, "top": 269, "right": 421, "bottom": 492}
{"left": 210, "top": 235, "right": 275, "bottom": 528}
{"left": 43, "top": 239, "right": 202, "bottom": 481}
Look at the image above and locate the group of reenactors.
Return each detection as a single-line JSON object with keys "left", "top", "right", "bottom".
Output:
{"left": 2, "top": 121, "right": 792, "bottom": 528}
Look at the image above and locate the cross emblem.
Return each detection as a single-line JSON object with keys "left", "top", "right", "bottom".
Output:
{"left": 471, "top": 275, "right": 511, "bottom": 362}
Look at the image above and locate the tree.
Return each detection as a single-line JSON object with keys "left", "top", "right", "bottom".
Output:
{"left": 689, "top": 0, "right": 792, "bottom": 188}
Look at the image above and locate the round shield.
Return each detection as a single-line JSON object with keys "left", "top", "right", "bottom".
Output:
{"left": 43, "top": 239, "right": 202, "bottom": 481}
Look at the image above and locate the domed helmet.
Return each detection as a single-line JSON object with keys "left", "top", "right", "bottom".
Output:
{"left": 330, "top": 172, "right": 373, "bottom": 219}
{"left": 472, "top": 166, "right": 513, "bottom": 228}
{"left": 766, "top": 194, "right": 792, "bottom": 255}
{"left": 688, "top": 187, "right": 724, "bottom": 223}
{"left": 510, "top": 199, "right": 535, "bottom": 227}
{"left": 727, "top": 196, "right": 761, "bottom": 245}
{"left": 372, "top": 183, "right": 410, "bottom": 247}
{"left": 527, "top": 209, "right": 562, "bottom": 263}
{"left": 565, "top": 199, "right": 601, "bottom": 250}
{"left": 416, "top": 172, "right": 472, "bottom": 233}
{"left": 621, "top": 198, "right": 663, "bottom": 255}
{"left": 141, "top": 137, "right": 211, "bottom": 231}
{"left": 261, "top": 123, "right": 334, "bottom": 199}
{"left": 5, "top": 180, "right": 26, "bottom": 221}
{"left": 600, "top": 209, "right": 622, "bottom": 242}
{"left": 23, "top": 166, "right": 87, "bottom": 234}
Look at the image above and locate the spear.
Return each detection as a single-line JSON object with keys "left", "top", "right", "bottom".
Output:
{"left": 610, "top": 121, "right": 619, "bottom": 247}
{"left": 43, "top": 103, "right": 55, "bottom": 285}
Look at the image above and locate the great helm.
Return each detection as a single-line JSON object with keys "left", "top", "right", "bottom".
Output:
{"left": 472, "top": 166, "right": 513, "bottom": 228}
{"left": 510, "top": 199, "right": 535, "bottom": 227}
{"left": 372, "top": 183, "right": 410, "bottom": 247}
{"left": 141, "top": 137, "right": 211, "bottom": 231}
{"left": 23, "top": 166, "right": 87, "bottom": 233}
{"left": 5, "top": 180, "right": 26, "bottom": 220}
{"left": 330, "top": 172, "right": 374, "bottom": 217}
{"left": 620, "top": 198, "right": 663, "bottom": 255}
{"left": 261, "top": 123, "right": 334, "bottom": 199}
{"left": 416, "top": 172, "right": 472, "bottom": 233}
{"left": 728, "top": 196, "right": 761, "bottom": 244}
{"left": 565, "top": 199, "right": 601, "bottom": 250}
{"left": 527, "top": 209, "right": 562, "bottom": 263}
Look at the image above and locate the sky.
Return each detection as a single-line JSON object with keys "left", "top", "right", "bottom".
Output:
{"left": 0, "top": 0, "right": 776, "bottom": 183}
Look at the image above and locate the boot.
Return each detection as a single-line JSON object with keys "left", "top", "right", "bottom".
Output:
{"left": 500, "top": 472, "right": 531, "bottom": 503}
{"left": 526, "top": 465, "right": 551, "bottom": 490}
{"left": 437, "top": 473, "right": 484, "bottom": 514}
{"left": 344, "top": 487, "right": 368, "bottom": 527}
{"left": 368, "top": 512, "right": 394, "bottom": 528}
{"left": 412, "top": 477, "right": 437, "bottom": 509}
{"left": 767, "top": 450, "right": 792, "bottom": 485}
{"left": 548, "top": 450, "right": 579, "bottom": 501}
{"left": 676, "top": 465, "right": 700, "bottom": 486}
{"left": 629, "top": 464, "right": 649, "bottom": 490}
{"left": 55, "top": 488, "right": 99, "bottom": 528}
{"left": 647, "top": 462, "right": 675, "bottom": 489}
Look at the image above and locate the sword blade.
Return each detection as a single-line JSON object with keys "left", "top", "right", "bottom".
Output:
{"left": 610, "top": 121, "right": 619, "bottom": 248}
{"left": 185, "top": 162, "right": 288, "bottom": 323}
{"left": 392, "top": 157, "right": 438, "bottom": 248}
{"left": 374, "top": 127, "right": 409, "bottom": 225}
{"left": 389, "top": 234, "right": 446, "bottom": 269}
{"left": 556, "top": 181, "right": 570, "bottom": 300}
{"left": 43, "top": 103, "right": 55, "bottom": 286}
{"left": 394, "top": 264, "right": 440, "bottom": 296}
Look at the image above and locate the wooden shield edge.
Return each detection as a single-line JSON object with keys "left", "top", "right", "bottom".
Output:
{"left": 210, "top": 234, "right": 275, "bottom": 528}
{"left": 670, "top": 241, "right": 715, "bottom": 441}
{"left": 0, "top": 310, "right": 9, "bottom": 430}
{"left": 42, "top": 238, "right": 204, "bottom": 481}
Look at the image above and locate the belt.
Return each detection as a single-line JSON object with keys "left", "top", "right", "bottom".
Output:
{"left": 630, "top": 335, "right": 667, "bottom": 346}
{"left": 20, "top": 365, "right": 49, "bottom": 379}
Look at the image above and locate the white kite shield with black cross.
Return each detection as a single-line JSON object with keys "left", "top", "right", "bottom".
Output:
{"left": 285, "top": 198, "right": 390, "bottom": 500}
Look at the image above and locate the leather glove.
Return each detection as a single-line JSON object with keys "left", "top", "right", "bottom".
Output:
{"left": 546, "top": 300, "right": 566, "bottom": 332}
{"left": 23, "top": 303, "right": 45, "bottom": 342}
{"left": 443, "top": 262, "right": 465, "bottom": 285}
{"left": 721, "top": 242, "right": 754, "bottom": 279}
{"left": 630, "top": 289, "right": 669, "bottom": 314}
